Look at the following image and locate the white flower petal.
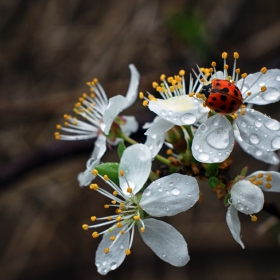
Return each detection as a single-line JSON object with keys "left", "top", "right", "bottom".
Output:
{"left": 212, "top": 71, "right": 224, "bottom": 79}
{"left": 231, "top": 180, "right": 264, "bottom": 214}
{"left": 77, "top": 158, "right": 100, "bottom": 187}
{"left": 238, "top": 69, "right": 280, "bottom": 104}
{"left": 142, "top": 116, "right": 162, "bottom": 129}
{"left": 192, "top": 114, "right": 234, "bottom": 163}
{"left": 145, "top": 132, "right": 165, "bottom": 158}
{"left": 119, "top": 144, "right": 151, "bottom": 194}
{"left": 145, "top": 117, "right": 174, "bottom": 136}
{"left": 120, "top": 115, "right": 138, "bottom": 135}
{"left": 140, "top": 174, "right": 199, "bottom": 217}
{"left": 234, "top": 126, "right": 279, "bottom": 165}
{"left": 226, "top": 205, "right": 245, "bottom": 249}
{"left": 101, "top": 95, "right": 128, "bottom": 135}
{"left": 91, "top": 134, "right": 107, "bottom": 159}
{"left": 139, "top": 218, "right": 190, "bottom": 266}
{"left": 148, "top": 95, "right": 205, "bottom": 126}
{"left": 247, "top": 171, "right": 280, "bottom": 192}
{"left": 95, "top": 228, "right": 130, "bottom": 275}
{"left": 123, "top": 64, "right": 140, "bottom": 109}
{"left": 235, "top": 108, "right": 280, "bottom": 151}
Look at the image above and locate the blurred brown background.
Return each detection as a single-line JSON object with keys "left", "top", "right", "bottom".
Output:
{"left": 1, "top": 0, "right": 280, "bottom": 279}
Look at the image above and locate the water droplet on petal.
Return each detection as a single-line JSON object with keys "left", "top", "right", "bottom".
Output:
{"left": 193, "top": 144, "right": 199, "bottom": 150}
{"left": 245, "top": 206, "right": 249, "bottom": 211}
{"left": 120, "top": 244, "right": 124, "bottom": 250}
{"left": 171, "top": 188, "right": 180, "bottom": 195}
{"left": 264, "top": 119, "right": 280, "bottom": 131}
{"left": 165, "top": 207, "right": 169, "bottom": 211}
{"left": 213, "top": 121, "right": 219, "bottom": 126}
{"left": 144, "top": 190, "right": 151, "bottom": 196}
{"left": 200, "top": 123, "right": 208, "bottom": 132}
{"left": 181, "top": 113, "right": 196, "bottom": 124}
{"left": 166, "top": 191, "right": 170, "bottom": 195}
{"left": 169, "top": 182, "right": 173, "bottom": 187}
{"left": 96, "top": 262, "right": 100, "bottom": 267}
{"left": 212, "top": 156, "right": 219, "bottom": 162}
{"left": 102, "top": 261, "right": 107, "bottom": 266}
{"left": 158, "top": 186, "right": 162, "bottom": 192}
{"left": 263, "top": 88, "right": 280, "bottom": 102}
{"left": 162, "top": 254, "right": 166, "bottom": 258}
{"left": 103, "top": 268, "right": 108, "bottom": 274}
{"left": 276, "top": 76, "right": 280, "bottom": 82}
{"left": 271, "top": 136, "right": 280, "bottom": 149}
{"left": 236, "top": 203, "right": 244, "bottom": 211}
{"left": 198, "top": 153, "right": 210, "bottom": 161}
{"left": 161, "top": 110, "right": 166, "bottom": 116}
{"left": 249, "top": 134, "right": 260, "bottom": 145}
{"left": 110, "top": 262, "right": 118, "bottom": 270}
{"left": 206, "top": 128, "right": 230, "bottom": 149}
{"left": 254, "top": 120, "right": 262, "bottom": 128}
{"left": 241, "top": 121, "right": 247, "bottom": 128}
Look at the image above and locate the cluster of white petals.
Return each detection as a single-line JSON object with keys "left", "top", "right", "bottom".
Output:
{"left": 83, "top": 144, "right": 199, "bottom": 275}
{"left": 145, "top": 53, "right": 280, "bottom": 164}
{"left": 226, "top": 171, "right": 280, "bottom": 248}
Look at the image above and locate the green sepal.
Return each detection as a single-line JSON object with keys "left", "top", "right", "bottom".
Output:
{"left": 208, "top": 176, "right": 219, "bottom": 189}
{"left": 206, "top": 163, "right": 219, "bottom": 176}
{"left": 240, "top": 166, "right": 248, "bottom": 177}
{"left": 117, "top": 141, "right": 126, "bottom": 159}
{"left": 95, "top": 162, "right": 119, "bottom": 185}
{"left": 224, "top": 193, "right": 231, "bottom": 206}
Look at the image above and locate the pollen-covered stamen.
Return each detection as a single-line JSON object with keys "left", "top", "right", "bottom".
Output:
{"left": 232, "top": 52, "right": 239, "bottom": 81}
{"left": 250, "top": 215, "right": 258, "bottom": 222}
{"left": 222, "top": 52, "right": 228, "bottom": 78}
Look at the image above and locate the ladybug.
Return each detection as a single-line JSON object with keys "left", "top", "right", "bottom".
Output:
{"left": 200, "top": 79, "right": 243, "bottom": 114}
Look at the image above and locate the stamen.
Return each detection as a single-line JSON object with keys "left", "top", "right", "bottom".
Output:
{"left": 82, "top": 224, "right": 88, "bottom": 230}
{"left": 92, "top": 169, "right": 98, "bottom": 176}
{"left": 125, "top": 249, "right": 131, "bottom": 255}
{"left": 92, "top": 232, "right": 99, "bottom": 238}
{"left": 90, "top": 183, "right": 99, "bottom": 190}
{"left": 261, "top": 86, "right": 267, "bottom": 92}
{"left": 251, "top": 215, "right": 258, "bottom": 222}
{"left": 104, "top": 248, "right": 110, "bottom": 254}
{"left": 91, "top": 216, "right": 97, "bottom": 221}
{"left": 104, "top": 204, "right": 109, "bottom": 209}
{"left": 265, "top": 183, "right": 272, "bottom": 189}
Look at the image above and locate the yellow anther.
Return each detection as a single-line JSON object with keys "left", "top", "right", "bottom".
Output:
{"left": 104, "top": 175, "right": 109, "bottom": 181}
{"left": 133, "top": 215, "right": 140, "bottom": 220}
{"left": 234, "top": 52, "right": 239, "bottom": 59}
{"left": 261, "top": 67, "right": 267, "bottom": 74}
{"left": 166, "top": 149, "right": 173, "bottom": 155}
{"left": 231, "top": 113, "right": 238, "bottom": 120}
{"left": 113, "top": 190, "right": 118, "bottom": 196}
{"left": 266, "top": 175, "right": 272, "bottom": 181}
{"left": 140, "top": 227, "right": 145, "bottom": 233}
{"left": 55, "top": 134, "right": 60, "bottom": 140}
{"left": 73, "top": 121, "right": 78, "bottom": 125}
{"left": 202, "top": 102, "right": 207, "bottom": 107}
{"left": 152, "top": 82, "right": 158, "bottom": 88}
{"left": 117, "top": 222, "right": 122, "bottom": 228}
{"left": 167, "top": 77, "right": 173, "bottom": 83}
{"left": 169, "top": 86, "right": 175, "bottom": 92}
{"left": 91, "top": 81, "right": 95, "bottom": 86}
{"left": 241, "top": 73, "right": 247, "bottom": 79}
{"left": 249, "top": 176, "right": 256, "bottom": 182}
{"left": 90, "top": 93, "right": 95, "bottom": 98}
{"left": 139, "top": 92, "right": 144, "bottom": 99}
{"left": 79, "top": 97, "right": 84, "bottom": 103}
{"left": 222, "top": 52, "right": 228, "bottom": 59}
{"left": 119, "top": 170, "right": 125, "bottom": 176}
{"left": 92, "top": 169, "right": 98, "bottom": 176}
{"left": 92, "top": 232, "right": 99, "bottom": 238}
{"left": 189, "top": 92, "right": 195, "bottom": 97}
{"left": 86, "top": 82, "right": 91, "bottom": 86}
{"left": 257, "top": 180, "right": 263, "bottom": 185}
{"left": 111, "top": 200, "right": 116, "bottom": 204}
{"left": 127, "top": 187, "right": 133, "bottom": 193}
{"left": 90, "top": 183, "right": 99, "bottom": 190}
{"left": 82, "top": 224, "right": 88, "bottom": 230}
{"left": 253, "top": 181, "right": 259, "bottom": 186}
{"left": 160, "top": 74, "right": 166, "bottom": 81}
{"left": 91, "top": 216, "right": 97, "bottom": 221}
{"left": 175, "top": 75, "right": 182, "bottom": 83}
{"left": 148, "top": 94, "right": 156, "bottom": 101}
{"left": 82, "top": 93, "right": 87, "bottom": 98}
{"left": 235, "top": 68, "right": 240, "bottom": 74}
{"left": 104, "top": 204, "right": 109, "bottom": 209}
{"left": 75, "top": 102, "right": 81, "bottom": 108}
{"left": 120, "top": 203, "right": 125, "bottom": 208}
{"left": 261, "top": 86, "right": 267, "bottom": 92}
{"left": 224, "top": 64, "right": 229, "bottom": 70}
{"left": 116, "top": 216, "right": 122, "bottom": 221}
{"left": 179, "top": 69, "right": 185, "bottom": 76}
{"left": 257, "top": 173, "right": 263, "bottom": 178}
{"left": 110, "top": 236, "right": 116, "bottom": 241}
{"left": 241, "top": 109, "right": 245, "bottom": 116}
{"left": 251, "top": 215, "right": 258, "bottom": 222}
{"left": 116, "top": 209, "right": 122, "bottom": 214}
{"left": 107, "top": 216, "right": 112, "bottom": 221}
{"left": 247, "top": 91, "right": 251, "bottom": 96}
{"left": 142, "top": 100, "right": 149, "bottom": 106}
{"left": 56, "top": 124, "right": 61, "bottom": 129}
{"left": 125, "top": 249, "right": 131, "bottom": 255}
{"left": 104, "top": 248, "right": 110, "bottom": 254}
{"left": 93, "top": 78, "right": 98, "bottom": 83}
{"left": 156, "top": 86, "right": 163, "bottom": 92}
{"left": 241, "top": 104, "right": 246, "bottom": 108}
{"left": 266, "top": 183, "right": 272, "bottom": 189}
{"left": 211, "top": 61, "right": 216, "bottom": 67}
{"left": 120, "top": 230, "right": 125, "bottom": 235}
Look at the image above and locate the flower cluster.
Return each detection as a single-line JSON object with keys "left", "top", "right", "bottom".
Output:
{"left": 56, "top": 53, "right": 280, "bottom": 275}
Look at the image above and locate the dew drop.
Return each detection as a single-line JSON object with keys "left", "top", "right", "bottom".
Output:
{"left": 120, "top": 244, "right": 124, "bottom": 250}
{"left": 200, "top": 123, "right": 208, "bottom": 132}
{"left": 165, "top": 207, "right": 169, "bottom": 211}
{"left": 276, "top": 76, "right": 280, "bottom": 81}
{"left": 144, "top": 190, "right": 151, "bottom": 196}
{"left": 103, "top": 268, "right": 108, "bottom": 274}
{"left": 213, "top": 121, "right": 219, "bottom": 126}
{"left": 169, "top": 182, "right": 174, "bottom": 187}
{"left": 193, "top": 144, "right": 199, "bottom": 150}
{"left": 168, "top": 110, "right": 173, "bottom": 115}
{"left": 162, "top": 254, "right": 166, "bottom": 258}
{"left": 188, "top": 194, "right": 191, "bottom": 197}
{"left": 236, "top": 203, "right": 244, "bottom": 211}
{"left": 254, "top": 120, "right": 262, "bottom": 128}
{"left": 181, "top": 113, "right": 196, "bottom": 125}
{"left": 212, "top": 156, "right": 219, "bottom": 162}
{"left": 110, "top": 262, "right": 118, "bottom": 270}
{"left": 198, "top": 153, "right": 210, "bottom": 161}
{"left": 158, "top": 186, "right": 162, "bottom": 192}
{"left": 255, "top": 150, "right": 262, "bottom": 156}
{"left": 206, "top": 128, "right": 230, "bottom": 149}
{"left": 166, "top": 191, "right": 170, "bottom": 195}
{"left": 249, "top": 134, "right": 260, "bottom": 145}
{"left": 96, "top": 262, "right": 100, "bottom": 267}
{"left": 102, "top": 261, "right": 107, "bottom": 266}
{"left": 171, "top": 188, "right": 180, "bottom": 195}
{"left": 161, "top": 110, "right": 166, "bottom": 116}
{"left": 263, "top": 88, "right": 280, "bottom": 102}
{"left": 245, "top": 206, "right": 249, "bottom": 211}
{"left": 264, "top": 119, "right": 280, "bottom": 131}
{"left": 271, "top": 136, "right": 280, "bottom": 149}
{"left": 241, "top": 121, "right": 247, "bottom": 128}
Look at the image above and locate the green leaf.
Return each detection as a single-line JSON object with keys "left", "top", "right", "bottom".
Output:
{"left": 206, "top": 163, "right": 219, "bottom": 176}
{"left": 224, "top": 193, "right": 231, "bottom": 206}
{"left": 95, "top": 162, "right": 119, "bottom": 185}
{"left": 117, "top": 141, "right": 126, "bottom": 159}
{"left": 208, "top": 176, "right": 219, "bottom": 189}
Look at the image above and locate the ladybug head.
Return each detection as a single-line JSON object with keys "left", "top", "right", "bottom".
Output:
{"left": 200, "top": 83, "right": 212, "bottom": 98}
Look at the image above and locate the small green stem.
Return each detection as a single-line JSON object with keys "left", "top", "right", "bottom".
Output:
{"left": 184, "top": 125, "right": 194, "bottom": 141}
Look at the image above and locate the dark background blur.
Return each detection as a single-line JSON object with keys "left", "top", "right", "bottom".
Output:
{"left": 1, "top": 0, "right": 280, "bottom": 279}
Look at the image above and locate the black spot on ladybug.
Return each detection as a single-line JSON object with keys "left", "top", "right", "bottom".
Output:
{"left": 230, "top": 100, "right": 236, "bottom": 106}
{"left": 229, "top": 106, "right": 234, "bottom": 111}
{"left": 212, "top": 97, "right": 217, "bottom": 101}
{"left": 209, "top": 102, "right": 214, "bottom": 107}
{"left": 220, "top": 95, "right": 228, "bottom": 102}
{"left": 216, "top": 83, "right": 221, "bottom": 86}
{"left": 220, "top": 87, "right": 229, "bottom": 94}
{"left": 234, "top": 89, "right": 239, "bottom": 97}
{"left": 221, "top": 105, "right": 226, "bottom": 110}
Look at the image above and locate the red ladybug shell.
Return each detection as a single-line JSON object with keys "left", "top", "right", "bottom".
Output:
{"left": 201, "top": 79, "right": 243, "bottom": 114}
